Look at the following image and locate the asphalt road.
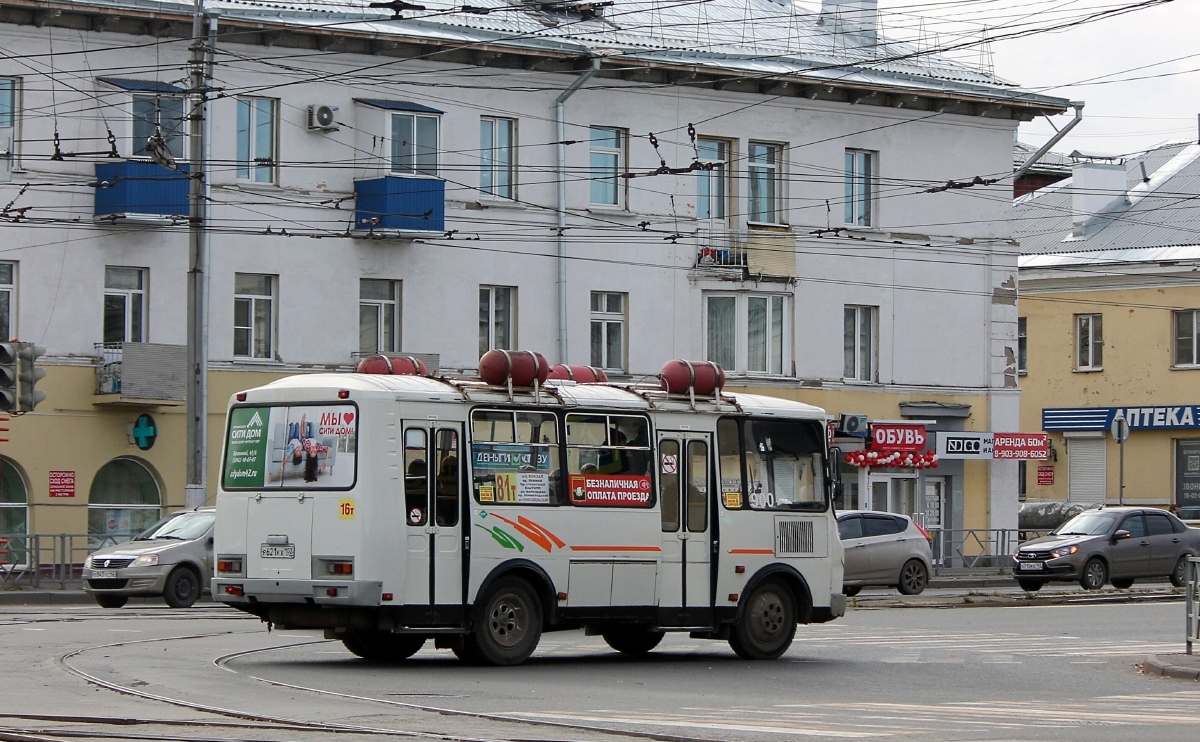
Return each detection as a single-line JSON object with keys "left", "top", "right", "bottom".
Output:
{"left": 1, "top": 596, "right": 1196, "bottom": 742}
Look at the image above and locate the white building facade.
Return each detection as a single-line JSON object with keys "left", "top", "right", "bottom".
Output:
{"left": 0, "top": 0, "right": 1066, "bottom": 544}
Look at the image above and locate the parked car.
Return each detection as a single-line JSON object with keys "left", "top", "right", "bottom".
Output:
{"left": 1012, "top": 506, "right": 1200, "bottom": 591}
{"left": 83, "top": 507, "right": 215, "bottom": 608}
{"left": 837, "top": 510, "right": 934, "bottom": 596}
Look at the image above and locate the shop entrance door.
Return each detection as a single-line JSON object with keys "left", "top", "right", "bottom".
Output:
{"left": 867, "top": 475, "right": 919, "bottom": 518}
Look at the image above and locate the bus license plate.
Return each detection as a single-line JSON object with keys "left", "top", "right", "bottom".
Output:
{"left": 261, "top": 545, "right": 295, "bottom": 559}
{"left": 91, "top": 570, "right": 117, "bottom": 579}
{"left": 1019, "top": 562, "right": 1044, "bottom": 571}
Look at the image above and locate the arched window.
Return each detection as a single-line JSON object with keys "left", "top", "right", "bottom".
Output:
{"left": 0, "top": 458, "right": 28, "bottom": 536}
{"left": 88, "top": 458, "right": 161, "bottom": 543}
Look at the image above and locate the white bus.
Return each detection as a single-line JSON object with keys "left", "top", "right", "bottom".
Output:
{"left": 213, "top": 363, "right": 846, "bottom": 665}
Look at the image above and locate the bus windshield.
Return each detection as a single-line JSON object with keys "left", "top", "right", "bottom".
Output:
{"left": 718, "top": 417, "right": 827, "bottom": 511}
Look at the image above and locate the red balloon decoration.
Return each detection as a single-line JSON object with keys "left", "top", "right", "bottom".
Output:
{"left": 843, "top": 450, "right": 939, "bottom": 469}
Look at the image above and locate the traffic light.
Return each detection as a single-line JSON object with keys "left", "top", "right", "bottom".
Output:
{"left": 17, "top": 343, "right": 46, "bottom": 412}
{"left": 0, "top": 343, "right": 17, "bottom": 411}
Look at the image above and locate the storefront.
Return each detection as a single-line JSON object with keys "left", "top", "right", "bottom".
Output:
{"left": 1041, "top": 405, "right": 1200, "bottom": 517}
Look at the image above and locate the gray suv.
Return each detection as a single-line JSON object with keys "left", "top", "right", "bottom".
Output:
{"left": 1012, "top": 506, "right": 1200, "bottom": 591}
{"left": 83, "top": 507, "right": 215, "bottom": 608}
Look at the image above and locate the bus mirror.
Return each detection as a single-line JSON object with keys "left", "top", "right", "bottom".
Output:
{"left": 828, "top": 447, "right": 842, "bottom": 483}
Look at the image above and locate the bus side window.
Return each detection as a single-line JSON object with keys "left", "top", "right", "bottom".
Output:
{"left": 717, "top": 418, "right": 743, "bottom": 509}
{"left": 404, "top": 428, "right": 428, "bottom": 526}
{"left": 434, "top": 429, "right": 459, "bottom": 527}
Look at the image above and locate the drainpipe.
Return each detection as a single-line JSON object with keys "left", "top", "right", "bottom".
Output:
{"left": 1012, "top": 102, "right": 1085, "bottom": 179}
{"left": 554, "top": 57, "right": 601, "bottom": 365}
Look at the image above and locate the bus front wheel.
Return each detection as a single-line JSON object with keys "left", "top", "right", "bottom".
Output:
{"left": 728, "top": 579, "right": 797, "bottom": 660}
{"left": 463, "top": 576, "right": 543, "bottom": 666}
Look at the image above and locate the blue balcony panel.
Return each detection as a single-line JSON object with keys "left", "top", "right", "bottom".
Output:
{"left": 353, "top": 176, "right": 445, "bottom": 236}
{"left": 94, "top": 161, "right": 190, "bottom": 221}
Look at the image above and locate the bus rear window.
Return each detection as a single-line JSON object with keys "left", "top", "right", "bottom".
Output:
{"left": 223, "top": 404, "right": 358, "bottom": 490}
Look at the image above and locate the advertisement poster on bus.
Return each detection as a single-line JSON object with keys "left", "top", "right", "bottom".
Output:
{"left": 223, "top": 405, "right": 358, "bottom": 489}
{"left": 568, "top": 474, "right": 652, "bottom": 507}
{"left": 493, "top": 471, "right": 551, "bottom": 504}
{"left": 472, "top": 444, "right": 551, "bottom": 471}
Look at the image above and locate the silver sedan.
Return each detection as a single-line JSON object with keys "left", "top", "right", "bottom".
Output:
{"left": 838, "top": 510, "right": 934, "bottom": 596}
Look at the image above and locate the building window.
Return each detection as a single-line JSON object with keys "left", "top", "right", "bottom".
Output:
{"left": 0, "top": 78, "right": 14, "bottom": 182}
{"left": 844, "top": 305, "right": 877, "bottom": 382}
{"left": 1075, "top": 313, "right": 1103, "bottom": 370}
{"left": 0, "top": 262, "right": 13, "bottom": 340}
{"left": 1174, "top": 310, "right": 1200, "bottom": 367}
{"left": 103, "top": 267, "right": 146, "bottom": 344}
{"left": 391, "top": 112, "right": 439, "bottom": 176}
{"left": 748, "top": 142, "right": 782, "bottom": 223}
{"left": 590, "top": 291, "right": 626, "bottom": 372}
{"left": 480, "top": 117, "right": 515, "bottom": 199}
{"left": 696, "top": 137, "right": 730, "bottom": 221}
{"left": 359, "top": 279, "right": 400, "bottom": 355}
{"left": 589, "top": 126, "right": 625, "bottom": 207}
{"left": 236, "top": 97, "right": 276, "bottom": 182}
{"left": 234, "top": 273, "right": 275, "bottom": 359}
{"left": 88, "top": 458, "right": 161, "bottom": 548}
{"left": 705, "top": 293, "right": 788, "bottom": 375}
{"left": 845, "top": 149, "right": 876, "bottom": 227}
{"left": 133, "top": 93, "right": 185, "bottom": 161}
{"left": 479, "top": 286, "right": 515, "bottom": 357}
{"left": 1017, "top": 316, "right": 1027, "bottom": 374}
{"left": 0, "top": 458, "right": 27, "bottom": 546}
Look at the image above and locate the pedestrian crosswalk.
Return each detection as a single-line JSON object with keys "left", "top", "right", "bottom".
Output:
{"left": 789, "top": 627, "right": 1180, "bottom": 658}
{"left": 508, "top": 691, "right": 1200, "bottom": 739}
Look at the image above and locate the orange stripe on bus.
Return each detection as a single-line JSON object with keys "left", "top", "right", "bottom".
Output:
{"left": 728, "top": 548, "right": 774, "bottom": 555}
{"left": 568, "top": 546, "right": 662, "bottom": 552}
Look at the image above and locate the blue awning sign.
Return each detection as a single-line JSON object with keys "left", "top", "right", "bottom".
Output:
{"left": 1043, "top": 405, "right": 1200, "bottom": 432}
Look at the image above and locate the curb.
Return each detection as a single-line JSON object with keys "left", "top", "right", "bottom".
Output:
{"left": 1143, "top": 654, "right": 1200, "bottom": 681}
{"left": 0, "top": 590, "right": 96, "bottom": 606}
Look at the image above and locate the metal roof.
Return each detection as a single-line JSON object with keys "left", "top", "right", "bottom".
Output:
{"left": 1015, "top": 142, "right": 1200, "bottom": 259}
{"left": 60, "top": 0, "right": 1067, "bottom": 108}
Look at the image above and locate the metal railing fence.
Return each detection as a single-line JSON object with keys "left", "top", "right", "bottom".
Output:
{"left": 1187, "top": 556, "right": 1199, "bottom": 655}
{"left": 0, "top": 532, "right": 135, "bottom": 589}
{"left": 929, "top": 528, "right": 1051, "bottom": 571}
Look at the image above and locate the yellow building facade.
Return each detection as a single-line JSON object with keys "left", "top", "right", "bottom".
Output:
{"left": 1015, "top": 142, "right": 1200, "bottom": 519}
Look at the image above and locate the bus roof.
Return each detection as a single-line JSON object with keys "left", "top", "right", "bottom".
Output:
{"left": 235, "top": 373, "right": 827, "bottom": 420}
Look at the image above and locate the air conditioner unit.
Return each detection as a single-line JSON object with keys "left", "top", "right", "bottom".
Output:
{"left": 307, "top": 104, "right": 339, "bottom": 132}
{"left": 836, "top": 413, "right": 869, "bottom": 438}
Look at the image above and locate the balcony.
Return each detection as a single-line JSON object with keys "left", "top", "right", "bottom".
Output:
{"left": 353, "top": 175, "right": 445, "bottom": 237}
{"left": 94, "top": 343, "right": 186, "bottom": 406}
{"left": 695, "top": 224, "right": 796, "bottom": 279}
{"left": 94, "top": 161, "right": 190, "bottom": 223}
{"left": 696, "top": 223, "right": 746, "bottom": 269}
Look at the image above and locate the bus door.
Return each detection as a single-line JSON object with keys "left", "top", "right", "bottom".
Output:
{"left": 657, "top": 432, "right": 713, "bottom": 623}
{"left": 402, "top": 423, "right": 464, "bottom": 622}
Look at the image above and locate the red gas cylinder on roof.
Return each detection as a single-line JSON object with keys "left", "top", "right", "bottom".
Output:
{"left": 356, "top": 355, "right": 428, "bottom": 376}
{"left": 659, "top": 359, "right": 725, "bottom": 396}
{"left": 547, "top": 365, "right": 609, "bottom": 383}
{"left": 479, "top": 349, "right": 550, "bottom": 387}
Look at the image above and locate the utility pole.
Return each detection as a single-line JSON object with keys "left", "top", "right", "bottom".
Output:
{"left": 185, "top": 1, "right": 215, "bottom": 509}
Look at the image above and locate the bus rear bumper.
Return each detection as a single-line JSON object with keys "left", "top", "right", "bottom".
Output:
{"left": 212, "top": 578, "right": 383, "bottom": 606}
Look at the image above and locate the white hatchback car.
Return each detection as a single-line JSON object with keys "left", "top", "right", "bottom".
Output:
{"left": 837, "top": 510, "right": 934, "bottom": 596}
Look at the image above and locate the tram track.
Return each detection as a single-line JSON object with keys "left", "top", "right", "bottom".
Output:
{"left": 55, "top": 631, "right": 719, "bottom": 742}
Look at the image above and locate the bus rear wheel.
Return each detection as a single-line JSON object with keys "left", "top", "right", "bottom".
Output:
{"left": 463, "top": 576, "right": 542, "bottom": 666}
{"left": 602, "top": 627, "right": 665, "bottom": 655}
{"left": 728, "top": 579, "right": 796, "bottom": 660}
{"left": 342, "top": 632, "right": 426, "bottom": 662}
